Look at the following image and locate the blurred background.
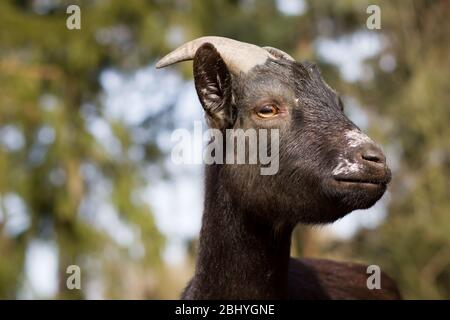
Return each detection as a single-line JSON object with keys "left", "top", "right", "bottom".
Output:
{"left": 0, "top": 0, "right": 448, "bottom": 299}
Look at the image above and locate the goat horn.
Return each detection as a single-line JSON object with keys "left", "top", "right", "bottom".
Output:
{"left": 263, "top": 46, "right": 295, "bottom": 61}
{"left": 155, "top": 36, "right": 274, "bottom": 74}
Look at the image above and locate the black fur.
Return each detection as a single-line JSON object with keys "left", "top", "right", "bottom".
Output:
{"left": 181, "top": 43, "right": 398, "bottom": 299}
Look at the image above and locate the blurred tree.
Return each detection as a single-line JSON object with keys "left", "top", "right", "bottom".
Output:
{"left": 0, "top": 0, "right": 172, "bottom": 298}
{"left": 344, "top": 0, "right": 449, "bottom": 299}
{"left": 304, "top": 0, "right": 450, "bottom": 299}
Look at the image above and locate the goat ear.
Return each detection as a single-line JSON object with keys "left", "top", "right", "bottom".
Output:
{"left": 193, "top": 43, "right": 234, "bottom": 128}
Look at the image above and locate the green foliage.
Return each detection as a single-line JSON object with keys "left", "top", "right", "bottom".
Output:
{"left": 357, "top": 8, "right": 449, "bottom": 297}
{"left": 311, "top": 0, "right": 450, "bottom": 299}
{"left": 0, "top": 0, "right": 166, "bottom": 298}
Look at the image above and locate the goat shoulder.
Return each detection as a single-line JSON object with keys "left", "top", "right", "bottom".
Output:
{"left": 288, "top": 258, "right": 401, "bottom": 300}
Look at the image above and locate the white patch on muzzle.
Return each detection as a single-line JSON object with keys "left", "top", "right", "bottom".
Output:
{"left": 345, "top": 130, "right": 374, "bottom": 148}
{"left": 331, "top": 130, "right": 374, "bottom": 176}
{"left": 332, "top": 157, "right": 362, "bottom": 176}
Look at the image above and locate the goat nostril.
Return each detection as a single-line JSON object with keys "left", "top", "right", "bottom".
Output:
{"left": 359, "top": 145, "right": 385, "bottom": 165}
{"left": 362, "top": 154, "right": 382, "bottom": 163}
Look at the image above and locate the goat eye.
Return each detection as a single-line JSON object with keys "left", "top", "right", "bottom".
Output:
{"left": 256, "top": 105, "right": 279, "bottom": 118}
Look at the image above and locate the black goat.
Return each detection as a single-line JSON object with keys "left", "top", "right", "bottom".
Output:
{"left": 156, "top": 37, "right": 401, "bottom": 299}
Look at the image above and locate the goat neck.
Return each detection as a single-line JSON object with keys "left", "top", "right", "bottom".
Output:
{"left": 183, "top": 164, "right": 293, "bottom": 299}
